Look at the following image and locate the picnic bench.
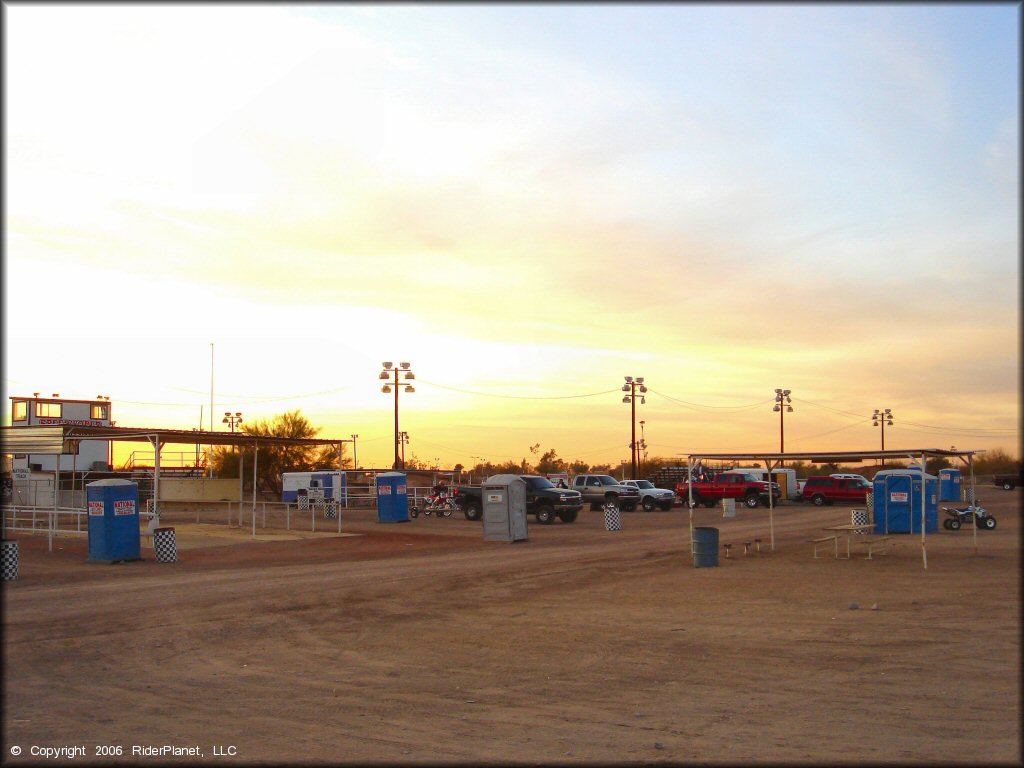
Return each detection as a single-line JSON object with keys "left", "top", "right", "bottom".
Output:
{"left": 856, "top": 535, "right": 895, "bottom": 559}
{"left": 809, "top": 535, "right": 839, "bottom": 559}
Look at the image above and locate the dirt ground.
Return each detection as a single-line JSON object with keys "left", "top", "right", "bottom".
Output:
{"left": 3, "top": 490, "right": 1021, "bottom": 765}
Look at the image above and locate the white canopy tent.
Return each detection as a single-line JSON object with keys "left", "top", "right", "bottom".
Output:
{"left": 682, "top": 448, "right": 983, "bottom": 570}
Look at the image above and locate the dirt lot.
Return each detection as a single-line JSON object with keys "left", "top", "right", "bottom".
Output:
{"left": 3, "top": 490, "right": 1020, "bottom": 765}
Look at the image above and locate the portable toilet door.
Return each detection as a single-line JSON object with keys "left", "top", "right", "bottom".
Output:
{"left": 86, "top": 479, "right": 142, "bottom": 563}
{"left": 874, "top": 473, "right": 912, "bottom": 534}
{"left": 375, "top": 472, "right": 409, "bottom": 523}
{"left": 873, "top": 471, "right": 938, "bottom": 534}
{"left": 938, "top": 468, "right": 962, "bottom": 502}
{"left": 481, "top": 475, "right": 528, "bottom": 542}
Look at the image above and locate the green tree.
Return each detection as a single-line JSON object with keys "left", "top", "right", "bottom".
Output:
{"left": 211, "top": 410, "right": 325, "bottom": 496}
{"left": 535, "top": 448, "right": 567, "bottom": 476}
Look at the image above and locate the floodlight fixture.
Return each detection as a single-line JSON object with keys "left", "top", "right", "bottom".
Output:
{"left": 399, "top": 362, "right": 410, "bottom": 369}
{"left": 383, "top": 361, "right": 393, "bottom": 369}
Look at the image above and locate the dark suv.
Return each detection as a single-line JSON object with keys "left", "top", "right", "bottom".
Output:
{"left": 802, "top": 476, "right": 871, "bottom": 506}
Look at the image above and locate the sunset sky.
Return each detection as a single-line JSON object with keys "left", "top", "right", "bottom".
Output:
{"left": 4, "top": 4, "right": 1020, "bottom": 470}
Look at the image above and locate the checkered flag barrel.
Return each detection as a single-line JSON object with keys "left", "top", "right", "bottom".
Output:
{"left": 153, "top": 528, "right": 177, "bottom": 563}
{"left": 603, "top": 503, "right": 622, "bottom": 532}
{"left": 964, "top": 486, "right": 975, "bottom": 503}
{"left": 324, "top": 499, "right": 338, "bottom": 519}
{"left": 852, "top": 508, "right": 870, "bottom": 534}
{"left": 1, "top": 540, "right": 18, "bottom": 581}
{"left": 298, "top": 495, "right": 309, "bottom": 510}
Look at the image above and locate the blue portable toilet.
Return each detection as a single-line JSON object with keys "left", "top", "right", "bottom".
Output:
{"left": 938, "top": 468, "right": 962, "bottom": 501}
{"left": 871, "top": 469, "right": 938, "bottom": 534}
{"left": 375, "top": 472, "right": 409, "bottom": 523}
{"left": 86, "top": 479, "right": 142, "bottom": 563}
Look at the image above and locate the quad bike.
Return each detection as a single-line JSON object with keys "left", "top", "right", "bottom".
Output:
{"left": 410, "top": 494, "right": 457, "bottom": 518}
{"left": 942, "top": 502, "right": 996, "bottom": 531}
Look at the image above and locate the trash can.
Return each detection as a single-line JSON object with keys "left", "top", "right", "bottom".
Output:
{"left": 603, "top": 502, "right": 622, "bottom": 531}
{"left": 692, "top": 526, "right": 719, "bottom": 568}
{"left": 153, "top": 527, "right": 177, "bottom": 563}
{"left": 86, "top": 479, "right": 142, "bottom": 563}
{"left": 376, "top": 472, "right": 410, "bottom": 523}
{"left": 1, "top": 539, "right": 18, "bottom": 581}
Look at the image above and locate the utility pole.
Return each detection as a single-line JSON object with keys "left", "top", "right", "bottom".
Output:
{"left": 773, "top": 389, "right": 793, "bottom": 465}
{"left": 873, "top": 408, "right": 894, "bottom": 467}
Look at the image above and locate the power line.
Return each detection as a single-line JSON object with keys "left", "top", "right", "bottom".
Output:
{"left": 648, "top": 389, "right": 772, "bottom": 412}
{"left": 419, "top": 379, "right": 619, "bottom": 400}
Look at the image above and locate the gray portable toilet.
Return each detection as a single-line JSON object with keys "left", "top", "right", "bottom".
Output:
{"left": 481, "top": 474, "right": 529, "bottom": 542}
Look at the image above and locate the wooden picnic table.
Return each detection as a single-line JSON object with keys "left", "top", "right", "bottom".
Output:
{"left": 822, "top": 523, "right": 875, "bottom": 559}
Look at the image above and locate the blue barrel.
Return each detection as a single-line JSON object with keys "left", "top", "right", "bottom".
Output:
{"left": 692, "top": 526, "right": 719, "bottom": 568}
{"left": 375, "top": 472, "right": 409, "bottom": 523}
{"left": 938, "top": 468, "right": 961, "bottom": 501}
{"left": 86, "top": 479, "right": 141, "bottom": 563}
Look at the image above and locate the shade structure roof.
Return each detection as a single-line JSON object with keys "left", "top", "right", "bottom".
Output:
{"left": 1, "top": 424, "right": 352, "bottom": 453}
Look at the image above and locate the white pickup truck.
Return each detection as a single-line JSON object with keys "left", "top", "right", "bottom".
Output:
{"left": 621, "top": 480, "right": 675, "bottom": 511}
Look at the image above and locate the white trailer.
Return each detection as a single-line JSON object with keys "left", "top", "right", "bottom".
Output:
{"left": 733, "top": 467, "right": 799, "bottom": 500}
{"left": 281, "top": 471, "right": 347, "bottom": 504}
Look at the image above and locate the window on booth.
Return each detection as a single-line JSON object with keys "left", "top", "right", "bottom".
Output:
{"left": 91, "top": 404, "right": 108, "bottom": 420}
{"left": 35, "top": 402, "right": 61, "bottom": 418}
{"left": 12, "top": 401, "right": 27, "bottom": 421}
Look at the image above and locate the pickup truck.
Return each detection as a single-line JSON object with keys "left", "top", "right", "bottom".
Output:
{"left": 675, "top": 472, "right": 781, "bottom": 509}
{"left": 993, "top": 469, "right": 1024, "bottom": 490}
{"left": 570, "top": 474, "right": 640, "bottom": 511}
{"left": 454, "top": 476, "right": 583, "bottom": 524}
{"left": 620, "top": 480, "right": 675, "bottom": 511}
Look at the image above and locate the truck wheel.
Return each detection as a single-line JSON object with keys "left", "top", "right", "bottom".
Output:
{"left": 811, "top": 494, "right": 826, "bottom": 507}
{"left": 744, "top": 492, "right": 760, "bottom": 509}
{"left": 558, "top": 510, "right": 578, "bottom": 523}
{"left": 536, "top": 505, "right": 555, "bottom": 525}
{"left": 642, "top": 497, "right": 656, "bottom": 512}
{"left": 463, "top": 501, "right": 482, "bottom": 521}
{"left": 687, "top": 494, "right": 701, "bottom": 508}
{"left": 1002, "top": 481, "right": 1013, "bottom": 490}
{"left": 702, "top": 499, "right": 716, "bottom": 508}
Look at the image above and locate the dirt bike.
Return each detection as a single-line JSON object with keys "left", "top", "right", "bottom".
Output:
{"left": 410, "top": 495, "right": 457, "bottom": 518}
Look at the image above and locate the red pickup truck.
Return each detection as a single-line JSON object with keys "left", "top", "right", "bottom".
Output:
{"left": 675, "top": 472, "right": 782, "bottom": 509}
{"left": 801, "top": 475, "right": 871, "bottom": 506}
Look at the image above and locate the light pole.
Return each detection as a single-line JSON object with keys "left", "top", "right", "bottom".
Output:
{"left": 399, "top": 431, "right": 410, "bottom": 467}
{"left": 222, "top": 412, "right": 243, "bottom": 432}
{"left": 639, "top": 419, "right": 648, "bottom": 466}
{"left": 621, "top": 376, "right": 647, "bottom": 479}
{"left": 379, "top": 362, "right": 415, "bottom": 470}
{"left": 351, "top": 434, "right": 359, "bottom": 469}
{"left": 873, "top": 408, "right": 894, "bottom": 466}
{"left": 773, "top": 389, "right": 792, "bottom": 464}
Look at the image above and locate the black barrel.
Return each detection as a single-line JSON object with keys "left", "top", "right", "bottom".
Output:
{"left": 692, "top": 526, "right": 719, "bottom": 568}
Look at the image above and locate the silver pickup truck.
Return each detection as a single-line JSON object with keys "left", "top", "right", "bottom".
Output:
{"left": 570, "top": 474, "right": 640, "bottom": 512}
